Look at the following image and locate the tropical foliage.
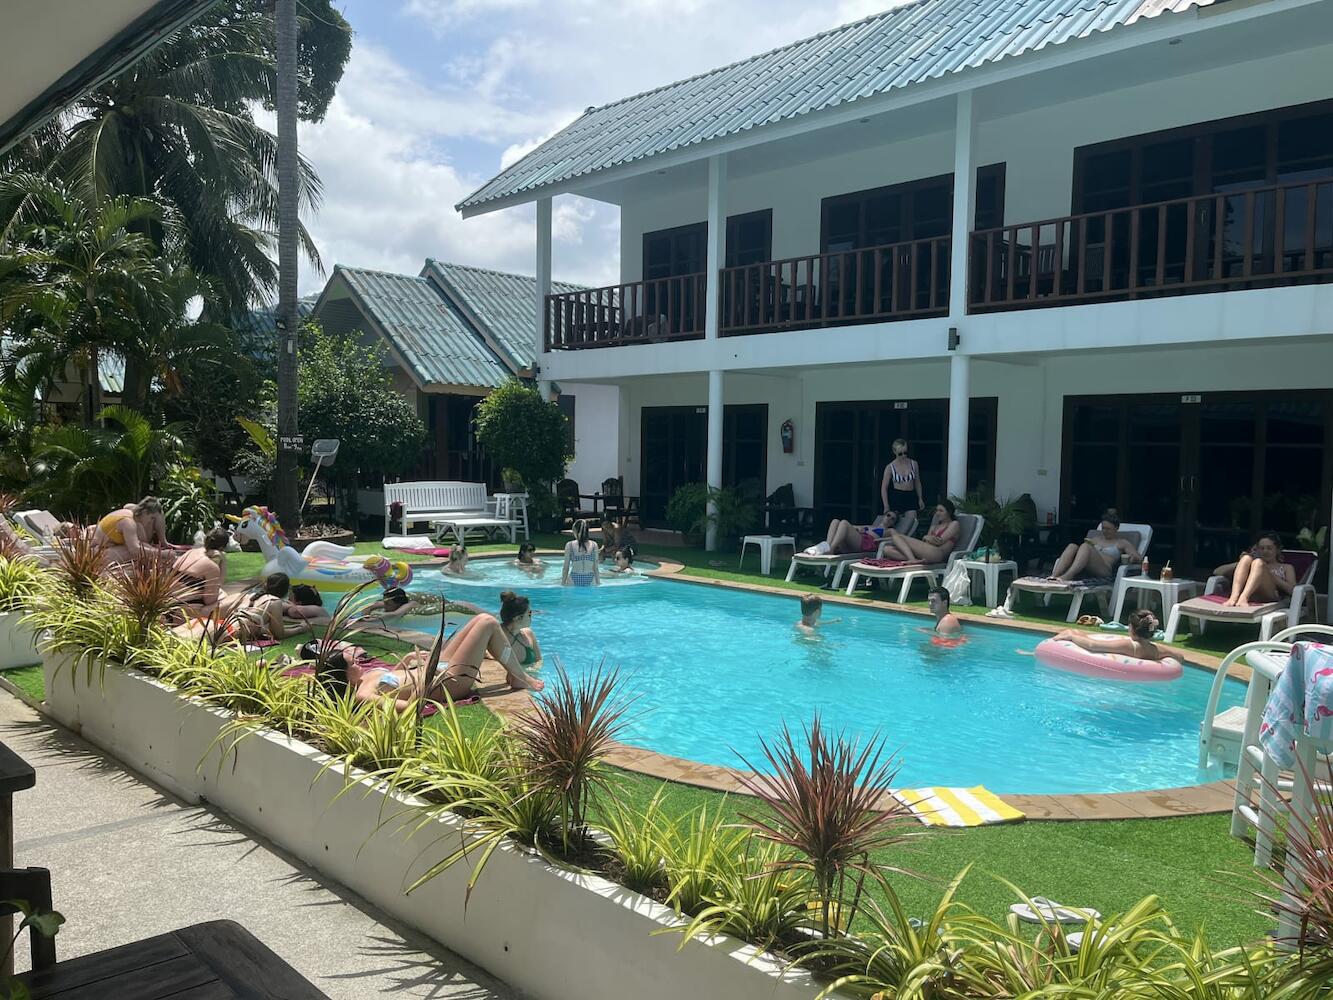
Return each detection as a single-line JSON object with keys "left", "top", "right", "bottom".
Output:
{"left": 475, "top": 379, "right": 570, "bottom": 490}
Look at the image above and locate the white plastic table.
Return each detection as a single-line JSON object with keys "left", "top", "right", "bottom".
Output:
{"left": 739, "top": 535, "right": 795, "bottom": 576}
{"left": 1111, "top": 575, "right": 1200, "bottom": 624}
{"left": 956, "top": 559, "right": 1018, "bottom": 608}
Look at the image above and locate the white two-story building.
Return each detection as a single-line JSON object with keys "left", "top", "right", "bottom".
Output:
{"left": 459, "top": 0, "right": 1333, "bottom": 574}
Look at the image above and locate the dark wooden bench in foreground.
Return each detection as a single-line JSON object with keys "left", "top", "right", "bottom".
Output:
{"left": 17, "top": 919, "right": 329, "bottom": 999}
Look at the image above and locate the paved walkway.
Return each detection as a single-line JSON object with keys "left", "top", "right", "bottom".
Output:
{"left": 0, "top": 691, "right": 519, "bottom": 999}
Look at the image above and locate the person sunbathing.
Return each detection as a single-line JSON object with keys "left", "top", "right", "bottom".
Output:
{"left": 174, "top": 528, "right": 230, "bottom": 616}
{"left": 177, "top": 573, "right": 308, "bottom": 643}
{"left": 312, "top": 611, "right": 543, "bottom": 710}
{"left": 1053, "top": 609, "right": 1163, "bottom": 661}
{"left": 807, "top": 510, "right": 908, "bottom": 557}
{"left": 96, "top": 497, "right": 171, "bottom": 565}
{"left": 284, "top": 584, "right": 330, "bottom": 627}
{"left": 877, "top": 500, "right": 960, "bottom": 563}
{"left": 1048, "top": 512, "right": 1141, "bottom": 582}
{"left": 1213, "top": 531, "right": 1296, "bottom": 607}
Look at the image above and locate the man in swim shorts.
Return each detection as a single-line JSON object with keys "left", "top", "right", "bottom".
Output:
{"left": 928, "top": 586, "right": 962, "bottom": 637}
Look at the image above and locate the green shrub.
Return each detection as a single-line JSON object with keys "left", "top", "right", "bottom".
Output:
{"left": 474, "top": 380, "right": 568, "bottom": 491}
{"left": 666, "top": 483, "right": 758, "bottom": 543}
{"left": 0, "top": 557, "right": 45, "bottom": 614}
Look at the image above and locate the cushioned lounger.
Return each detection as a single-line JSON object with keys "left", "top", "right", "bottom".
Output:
{"left": 842, "top": 514, "right": 983, "bottom": 602}
{"left": 1007, "top": 524, "right": 1152, "bottom": 624}
{"left": 1164, "top": 550, "right": 1319, "bottom": 642}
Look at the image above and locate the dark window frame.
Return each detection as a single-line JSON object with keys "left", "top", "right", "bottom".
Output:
{"left": 642, "top": 210, "right": 776, "bottom": 280}
{"left": 1072, "top": 97, "right": 1333, "bottom": 214}
{"left": 725, "top": 209, "right": 773, "bottom": 268}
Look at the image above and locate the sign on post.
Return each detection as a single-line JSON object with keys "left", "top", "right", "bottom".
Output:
{"left": 279, "top": 435, "right": 305, "bottom": 452}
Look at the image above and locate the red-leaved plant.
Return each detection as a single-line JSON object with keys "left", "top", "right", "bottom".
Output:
{"left": 106, "top": 552, "right": 190, "bottom": 646}
{"left": 734, "top": 714, "right": 915, "bottom": 938}
{"left": 1259, "top": 758, "right": 1333, "bottom": 975}
{"left": 512, "top": 661, "right": 634, "bottom": 853}
{"left": 50, "top": 528, "right": 108, "bottom": 599}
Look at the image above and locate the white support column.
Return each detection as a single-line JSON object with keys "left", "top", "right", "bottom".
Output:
{"left": 704, "top": 155, "right": 727, "bottom": 340}
{"left": 705, "top": 369, "right": 724, "bottom": 550}
{"left": 535, "top": 196, "right": 552, "bottom": 398}
{"left": 946, "top": 353, "right": 971, "bottom": 500}
{"left": 945, "top": 91, "right": 976, "bottom": 501}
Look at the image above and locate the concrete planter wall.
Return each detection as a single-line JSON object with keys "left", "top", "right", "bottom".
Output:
{"left": 40, "top": 654, "right": 836, "bottom": 1000}
{"left": 0, "top": 612, "right": 42, "bottom": 670}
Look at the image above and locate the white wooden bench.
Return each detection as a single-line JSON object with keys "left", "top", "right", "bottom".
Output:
{"left": 382, "top": 482, "right": 520, "bottom": 546}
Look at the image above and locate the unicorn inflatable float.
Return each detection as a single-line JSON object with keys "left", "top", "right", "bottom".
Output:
{"left": 227, "top": 506, "right": 413, "bottom": 592}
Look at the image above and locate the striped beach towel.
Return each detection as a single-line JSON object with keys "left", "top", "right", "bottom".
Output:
{"left": 894, "top": 786, "right": 1025, "bottom": 827}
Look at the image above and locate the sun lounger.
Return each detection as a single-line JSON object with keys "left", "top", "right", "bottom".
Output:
{"left": 1007, "top": 523, "right": 1152, "bottom": 623}
{"left": 1164, "top": 549, "right": 1318, "bottom": 642}
{"left": 12, "top": 509, "right": 63, "bottom": 542}
{"left": 842, "top": 514, "right": 983, "bottom": 601}
{"left": 785, "top": 538, "right": 899, "bottom": 589}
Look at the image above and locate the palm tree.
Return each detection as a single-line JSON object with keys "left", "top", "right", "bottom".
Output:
{"left": 0, "top": 174, "right": 168, "bottom": 423}
{"left": 119, "top": 264, "right": 232, "bottom": 413}
{"left": 0, "top": 3, "right": 349, "bottom": 314}
{"left": 29, "top": 404, "right": 185, "bottom": 516}
{"left": 273, "top": 0, "right": 302, "bottom": 530}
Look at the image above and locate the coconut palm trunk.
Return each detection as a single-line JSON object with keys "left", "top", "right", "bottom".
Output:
{"left": 274, "top": 0, "right": 302, "bottom": 531}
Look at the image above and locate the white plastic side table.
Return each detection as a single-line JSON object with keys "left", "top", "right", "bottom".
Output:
{"left": 957, "top": 559, "right": 1017, "bottom": 608}
{"left": 739, "top": 535, "right": 795, "bottom": 576}
{"left": 1111, "top": 575, "right": 1200, "bottom": 624}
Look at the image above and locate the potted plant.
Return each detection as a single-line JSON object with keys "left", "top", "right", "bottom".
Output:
{"left": 526, "top": 486, "right": 563, "bottom": 534}
{"left": 501, "top": 468, "right": 525, "bottom": 494}
{"left": 0, "top": 556, "right": 43, "bottom": 670}
{"left": 952, "top": 485, "right": 1032, "bottom": 562}
{"left": 666, "top": 484, "right": 759, "bottom": 548}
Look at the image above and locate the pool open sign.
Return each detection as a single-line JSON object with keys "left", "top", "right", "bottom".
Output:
{"left": 279, "top": 435, "right": 305, "bottom": 452}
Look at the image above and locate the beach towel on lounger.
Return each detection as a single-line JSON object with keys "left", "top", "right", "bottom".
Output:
{"left": 1013, "top": 575, "right": 1113, "bottom": 592}
{"left": 1174, "top": 593, "right": 1284, "bottom": 619}
{"left": 856, "top": 558, "right": 925, "bottom": 570}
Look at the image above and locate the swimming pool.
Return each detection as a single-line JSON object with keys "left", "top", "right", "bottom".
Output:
{"left": 383, "top": 566, "right": 1243, "bottom": 795}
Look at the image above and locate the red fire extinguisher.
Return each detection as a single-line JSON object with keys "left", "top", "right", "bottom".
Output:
{"left": 780, "top": 419, "right": 795, "bottom": 454}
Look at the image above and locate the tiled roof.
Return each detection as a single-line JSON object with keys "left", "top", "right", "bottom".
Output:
{"left": 233, "top": 296, "right": 316, "bottom": 341}
{"left": 458, "top": 0, "right": 1216, "bottom": 211}
{"left": 421, "top": 261, "right": 584, "bottom": 371}
{"left": 1, "top": 334, "right": 124, "bottom": 394}
{"left": 324, "top": 266, "right": 512, "bottom": 390}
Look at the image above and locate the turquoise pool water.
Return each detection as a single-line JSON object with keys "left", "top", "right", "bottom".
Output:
{"left": 380, "top": 567, "right": 1243, "bottom": 795}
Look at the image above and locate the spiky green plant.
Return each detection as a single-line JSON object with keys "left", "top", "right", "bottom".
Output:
{"left": 0, "top": 556, "right": 45, "bottom": 613}
{"left": 599, "top": 788, "right": 676, "bottom": 898}
{"left": 511, "top": 662, "right": 634, "bottom": 853}
{"left": 105, "top": 551, "right": 189, "bottom": 646}
{"left": 734, "top": 714, "right": 915, "bottom": 938}
{"left": 677, "top": 839, "right": 816, "bottom": 955}
{"left": 47, "top": 529, "right": 107, "bottom": 599}
{"left": 661, "top": 803, "right": 748, "bottom": 918}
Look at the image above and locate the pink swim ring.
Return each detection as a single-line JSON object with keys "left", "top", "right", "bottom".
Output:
{"left": 1034, "top": 638, "right": 1183, "bottom": 682}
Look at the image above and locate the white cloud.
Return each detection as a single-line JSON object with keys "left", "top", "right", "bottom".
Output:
{"left": 295, "top": 1, "right": 915, "bottom": 296}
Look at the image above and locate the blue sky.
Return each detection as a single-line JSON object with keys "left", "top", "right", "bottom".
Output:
{"left": 295, "top": 0, "right": 892, "bottom": 294}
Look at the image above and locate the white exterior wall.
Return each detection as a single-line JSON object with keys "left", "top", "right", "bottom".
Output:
{"left": 617, "top": 338, "right": 1333, "bottom": 516}
{"left": 562, "top": 382, "right": 622, "bottom": 489}
{"left": 619, "top": 42, "right": 1333, "bottom": 284}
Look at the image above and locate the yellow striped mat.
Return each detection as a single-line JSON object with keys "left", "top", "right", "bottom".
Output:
{"left": 894, "top": 786, "right": 1025, "bottom": 827}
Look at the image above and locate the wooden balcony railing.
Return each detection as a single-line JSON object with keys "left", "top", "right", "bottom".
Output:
{"left": 719, "top": 237, "right": 950, "bottom": 336}
{"left": 969, "top": 179, "right": 1333, "bottom": 311}
{"left": 544, "top": 275, "right": 707, "bottom": 350}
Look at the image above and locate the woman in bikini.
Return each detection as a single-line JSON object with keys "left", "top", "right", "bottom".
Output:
{"left": 809, "top": 510, "right": 905, "bottom": 557}
{"left": 444, "top": 546, "right": 469, "bottom": 576}
{"left": 1049, "top": 511, "right": 1141, "bottom": 582}
{"left": 880, "top": 439, "right": 925, "bottom": 521}
{"left": 95, "top": 497, "right": 170, "bottom": 565}
{"left": 177, "top": 572, "right": 309, "bottom": 643}
{"left": 1213, "top": 531, "right": 1296, "bottom": 607}
{"left": 174, "top": 527, "right": 230, "bottom": 616}
{"left": 498, "top": 590, "right": 542, "bottom": 669}
{"left": 1053, "top": 608, "right": 1164, "bottom": 661}
{"left": 562, "top": 519, "right": 600, "bottom": 586}
{"left": 878, "top": 499, "right": 961, "bottom": 562}
{"left": 321, "top": 611, "right": 543, "bottom": 711}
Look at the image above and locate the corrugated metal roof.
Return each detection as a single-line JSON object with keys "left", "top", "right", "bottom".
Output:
{"left": 330, "top": 266, "right": 513, "bottom": 389}
{"left": 233, "top": 296, "right": 316, "bottom": 341}
{"left": 459, "top": 0, "right": 1218, "bottom": 211}
{"left": 421, "top": 260, "right": 583, "bottom": 371}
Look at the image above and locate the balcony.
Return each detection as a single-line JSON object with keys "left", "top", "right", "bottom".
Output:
{"left": 543, "top": 180, "right": 1333, "bottom": 352}
{"left": 968, "top": 179, "right": 1333, "bottom": 311}
{"left": 544, "top": 237, "right": 950, "bottom": 350}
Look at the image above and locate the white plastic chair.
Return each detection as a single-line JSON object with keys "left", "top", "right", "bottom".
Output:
{"left": 1227, "top": 634, "right": 1333, "bottom": 871}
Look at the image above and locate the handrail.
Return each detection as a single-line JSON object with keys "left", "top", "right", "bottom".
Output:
{"left": 969, "top": 177, "right": 1333, "bottom": 311}
{"left": 718, "top": 235, "right": 950, "bottom": 336}
{"left": 544, "top": 273, "right": 707, "bottom": 350}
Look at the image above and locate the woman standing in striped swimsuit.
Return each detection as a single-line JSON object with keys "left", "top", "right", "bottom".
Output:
{"left": 561, "top": 519, "right": 601, "bottom": 587}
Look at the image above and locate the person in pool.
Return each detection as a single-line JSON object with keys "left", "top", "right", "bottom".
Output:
{"left": 562, "top": 519, "right": 600, "bottom": 586}
{"left": 444, "top": 546, "right": 469, "bottom": 576}
{"left": 797, "top": 593, "right": 823, "bottom": 634}
{"left": 1048, "top": 511, "right": 1141, "bottom": 582}
{"left": 927, "top": 586, "right": 962, "bottom": 637}
{"left": 607, "top": 546, "right": 637, "bottom": 574}
{"left": 314, "top": 612, "right": 543, "bottom": 709}
{"left": 514, "top": 542, "right": 544, "bottom": 575}
{"left": 1212, "top": 531, "right": 1297, "bottom": 607}
{"left": 1053, "top": 608, "right": 1164, "bottom": 661}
